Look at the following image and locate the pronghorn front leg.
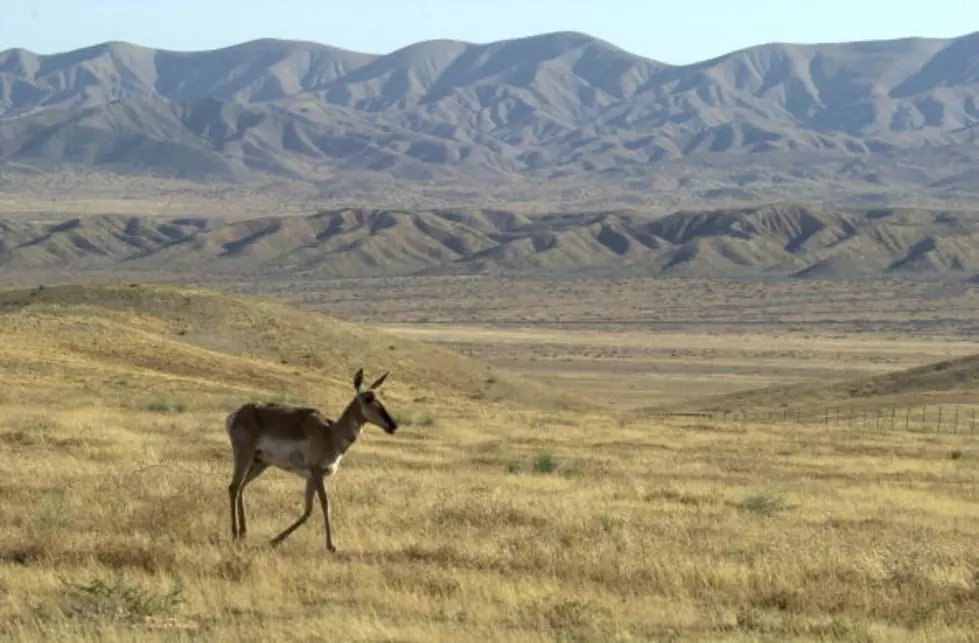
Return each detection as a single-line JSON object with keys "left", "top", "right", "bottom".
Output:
{"left": 270, "top": 478, "right": 316, "bottom": 547}
{"left": 312, "top": 469, "right": 336, "bottom": 552}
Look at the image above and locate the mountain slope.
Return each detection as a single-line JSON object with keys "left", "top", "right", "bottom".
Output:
{"left": 3, "top": 204, "right": 979, "bottom": 279}
{"left": 1, "top": 30, "right": 978, "bottom": 194}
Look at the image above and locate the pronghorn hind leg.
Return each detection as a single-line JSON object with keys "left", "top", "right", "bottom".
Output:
{"left": 227, "top": 446, "right": 257, "bottom": 540}
{"left": 236, "top": 460, "right": 270, "bottom": 538}
{"left": 228, "top": 462, "right": 248, "bottom": 540}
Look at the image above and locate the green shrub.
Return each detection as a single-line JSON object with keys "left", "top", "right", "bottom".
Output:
{"left": 739, "top": 493, "right": 787, "bottom": 515}
{"left": 533, "top": 452, "right": 558, "bottom": 474}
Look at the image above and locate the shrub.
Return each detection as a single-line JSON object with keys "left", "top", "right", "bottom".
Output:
{"left": 147, "top": 398, "right": 186, "bottom": 413}
{"left": 533, "top": 452, "right": 558, "bottom": 474}
{"left": 739, "top": 493, "right": 787, "bottom": 515}
{"left": 60, "top": 575, "right": 184, "bottom": 622}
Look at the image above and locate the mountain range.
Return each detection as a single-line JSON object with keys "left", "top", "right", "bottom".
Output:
{"left": 3, "top": 203, "right": 979, "bottom": 280}
{"left": 1, "top": 30, "right": 979, "bottom": 206}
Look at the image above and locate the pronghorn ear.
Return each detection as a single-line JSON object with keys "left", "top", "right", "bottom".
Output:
{"left": 353, "top": 368, "right": 365, "bottom": 392}
{"left": 368, "top": 371, "right": 389, "bottom": 391}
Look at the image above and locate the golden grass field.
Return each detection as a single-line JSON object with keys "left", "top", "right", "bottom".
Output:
{"left": 247, "top": 274, "right": 979, "bottom": 409}
{"left": 2, "top": 281, "right": 979, "bottom": 642}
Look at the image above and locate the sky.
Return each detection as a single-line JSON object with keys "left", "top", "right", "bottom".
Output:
{"left": 1, "top": 0, "right": 976, "bottom": 64}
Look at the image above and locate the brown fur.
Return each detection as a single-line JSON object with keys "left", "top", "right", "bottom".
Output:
{"left": 225, "top": 369, "right": 399, "bottom": 551}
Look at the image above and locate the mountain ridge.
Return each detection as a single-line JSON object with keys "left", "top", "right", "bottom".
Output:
{"left": 2, "top": 30, "right": 979, "bottom": 205}
{"left": 4, "top": 203, "right": 979, "bottom": 281}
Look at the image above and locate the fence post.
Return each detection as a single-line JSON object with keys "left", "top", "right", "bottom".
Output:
{"left": 937, "top": 407, "right": 943, "bottom": 433}
{"left": 875, "top": 407, "right": 881, "bottom": 432}
{"left": 905, "top": 407, "right": 911, "bottom": 432}
{"left": 890, "top": 407, "right": 896, "bottom": 432}
{"left": 954, "top": 407, "right": 959, "bottom": 434}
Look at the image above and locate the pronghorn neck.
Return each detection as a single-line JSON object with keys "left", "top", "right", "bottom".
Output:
{"left": 331, "top": 398, "right": 368, "bottom": 455}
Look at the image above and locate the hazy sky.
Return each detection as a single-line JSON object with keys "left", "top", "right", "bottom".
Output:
{"left": 2, "top": 0, "right": 975, "bottom": 63}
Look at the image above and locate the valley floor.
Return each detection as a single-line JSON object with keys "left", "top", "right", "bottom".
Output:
{"left": 243, "top": 274, "right": 979, "bottom": 408}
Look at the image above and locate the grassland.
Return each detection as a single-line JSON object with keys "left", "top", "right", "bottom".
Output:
{"left": 226, "top": 274, "right": 979, "bottom": 409}
{"left": 3, "top": 281, "right": 979, "bottom": 641}
{"left": 0, "top": 175, "right": 325, "bottom": 220}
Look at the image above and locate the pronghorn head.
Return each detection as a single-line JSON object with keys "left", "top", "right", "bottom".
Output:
{"left": 352, "top": 368, "right": 398, "bottom": 434}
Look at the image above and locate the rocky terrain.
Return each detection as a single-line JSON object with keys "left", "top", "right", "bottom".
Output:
{"left": 3, "top": 203, "right": 979, "bottom": 279}
{"left": 1, "top": 31, "right": 978, "bottom": 206}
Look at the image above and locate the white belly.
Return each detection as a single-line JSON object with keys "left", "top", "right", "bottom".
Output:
{"left": 255, "top": 437, "right": 342, "bottom": 478}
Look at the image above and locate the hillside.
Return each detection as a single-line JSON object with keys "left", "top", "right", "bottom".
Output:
{"left": 655, "top": 351, "right": 979, "bottom": 416}
{"left": 1, "top": 31, "right": 979, "bottom": 205}
{"left": 0, "top": 283, "right": 588, "bottom": 411}
{"left": 3, "top": 203, "right": 979, "bottom": 280}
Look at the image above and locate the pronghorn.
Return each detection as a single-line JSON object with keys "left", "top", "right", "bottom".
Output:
{"left": 225, "top": 368, "right": 399, "bottom": 551}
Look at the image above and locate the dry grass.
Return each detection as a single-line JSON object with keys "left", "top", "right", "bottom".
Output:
{"left": 3, "top": 281, "right": 979, "bottom": 641}
{"left": 221, "top": 274, "right": 979, "bottom": 409}
{"left": 376, "top": 323, "right": 979, "bottom": 409}
{"left": 4, "top": 400, "right": 979, "bottom": 641}
{"left": 658, "top": 352, "right": 979, "bottom": 418}
{"left": 0, "top": 283, "right": 585, "bottom": 412}
{"left": 0, "top": 174, "right": 324, "bottom": 220}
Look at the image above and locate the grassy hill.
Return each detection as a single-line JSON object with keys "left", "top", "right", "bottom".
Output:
{"left": 0, "top": 282, "right": 589, "bottom": 412}
{"left": 656, "top": 351, "right": 979, "bottom": 417}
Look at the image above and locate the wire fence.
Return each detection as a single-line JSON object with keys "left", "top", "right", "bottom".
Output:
{"left": 658, "top": 404, "right": 979, "bottom": 436}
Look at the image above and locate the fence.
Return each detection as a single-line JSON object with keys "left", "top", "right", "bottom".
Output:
{"left": 657, "top": 404, "right": 979, "bottom": 436}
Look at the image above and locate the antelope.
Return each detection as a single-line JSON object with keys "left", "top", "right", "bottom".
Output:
{"left": 224, "top": 368, "right": 399, "bottom": 552}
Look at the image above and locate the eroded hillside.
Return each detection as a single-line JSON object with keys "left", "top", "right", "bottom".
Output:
{"left": 2, "top": 204, "right": 979, "bottom": 280}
